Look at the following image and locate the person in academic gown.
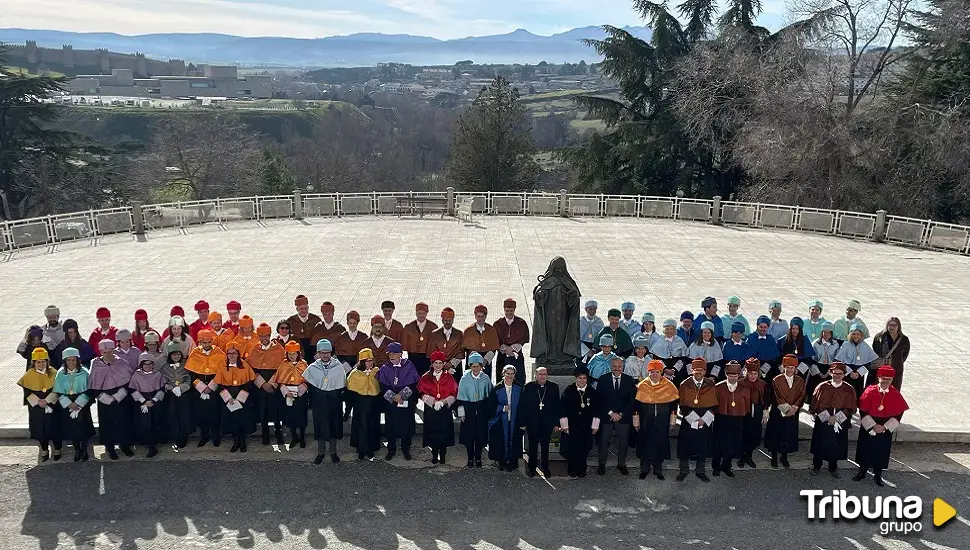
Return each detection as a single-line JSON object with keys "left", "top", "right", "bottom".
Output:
{"left": 379, "top": 300, "right": 406, "bottom": 343}
{"left": 347, "top": 348, "right": 382, "bottom": 460}
{"left": 114, "top": 329, "right": 142, "bottom": 374}
{"left": 488, "top": 365, "right": 523, "bottom": 471}
{"left": 88, "top": 307, "right": 118, "bottom": 350}
{"left": 366, "top": 315, "right": 395, "bottom": 369}
{"left": 305, "top": 339, "right": 350, "bottom": 464}
{"left": 428, "top": 307, "right": 466, "bottom": 381}
{"left": 624, "top": 334, "right": 651, "bottom": 382}
{"left": 689, "top": 322, "right": 724, "bottom": 379}
{"left": 585, "top": 334, "right": 619, "bottom": 386}
{"left": 764, "top": 354, "right": 806, "bottom": 468}
{"left": 249, "top": 323, "right": 287, "bottom": 445}
{"left": 720, "top": 296, "right": 751, "bottom": 337}
{"left": 310, "top": 302, "right": 346, "bottom": 358}
{"left": 53, "top": 348, "right": 95, "bottom": 462}
{"left": 87, "top": 339, "right": 133, "bottom": 460}
{"left": 559, "top": 365, "right": 598, "bottom": 477}
{"left": 230, "top": 316, "right": 259, "bottom": 359}
{"left": 336, "top": 311, "right": 369, "bottom": 421}
{"left": 633, "top": 360, "right": 679, "bottom": 480}
{"left": 578, "top": 300, "right": 605, "bottom": 367}
{"left": 871, "top": 317, "right": 910, "bottom": 388}
{"left": 853, "top": 365, "right": 909, "bottom": 486}
{"left": 272, "top": 340, "right": 310, "bottom": 448}
{"left": 140, "top": 332, "right": 166, "bottom": 373}
{"left": 162, "top": 316, "right": 196, "bottom": 360}
{"left": 738, "top": 357, "right": 768, "bottom": 469}
{"left": 161, "top": 306, "right": 186, "bottom": 339}
{"left": 224, "top": 300, "right": 243, "bottom": 334}
{"left": 131, "top": 310, "right": 153, "bottom": 351}
{"left": 52, "top": 319, "right": 94, "bottom": 369}
{"left": 184, "top": 329, "right": 228, "bottom": 448}
{"left": 18, "top": 326, "right": 52, "bottom": 372}
{"left": 402, "top": 302, "right": 438, "bottom": 376}
{"left": 417, "top": 350, "right": 459, "bottom": 465}
{"left": 462, "top": 304, "right": 500, "bottom": 380}
{"left": 833, "top": 299, "right": 869, "bottom": 342}
{"left": 287, "top": 295, "right": 322, "bottom": 361}
{"left": 712, "top": 361, "right": 750, "bottom": 477}
{"left": 722, "top": 322, "right": 754, "bottom": 366}
{"left": 274, "top": 319, "right": 295, "bottom": 348}
{"left": 809, "top": 362, "right": 856, "bottom": 477}
{"left": 639, "top": 312, "right": 662, "bottom": 350}
{"left": 378, "top": 342, "right": 420, "bottom": 460}
{"left": 208, "top": 312, "right": 236, "bottom": 351}
{"left": 834, "top": 323, "right": 878, "bottom": 400}
{"left": 160, "top": 341, "right": 193, "bottom": 450}
{"left": 694, "top": 297, "right": 724, "bottom": 341}
{"left": 677, "top": 359, "right": 718, "bottom": 482}
{"left": 804, "top": 300, "right": 828, "bottom": 342}
{"left": 214, "top": 342, "right": 257, "bottom": 453}
{"left": 595, "top": 356, "right": 636, "bottom": 476}
{"left": 676, "top": 311, "right": 697, "bottom": 348}
{"left": 129, "top": 353, "right": 166, "bottom": 458}
{"left": 746, "top": 315, "right": 782, "bottom": 380}
{"left": 188, "top": 300, "right": 212, "bottom": 342}
{"left": 766, "top": 300, "right": 788, "bottom": 341}
{"left": 776, "top": 317, "right": 815, "bottom": 379}
{"left": 496, "top": 298, "right": 531, "bottom": 387}
{"left": 807, "top": 322, "right": 841, "bottom": 406}
{"left": 457, "top": 352, "right": 492, "bottom": 468}
{"left": 650, "top": 319, "right": 689, "bottom": 384}
{"left": 619, "top": 302, "right": 641, "bottom": 338}
{"left": 518, "top": 366, "right": 560, "bottom": 477}
{"left": 597, "top": 309, "right": 634, "bottom": 358}
{"left": 18, "top": 348, "right": 60, "bottom": 461}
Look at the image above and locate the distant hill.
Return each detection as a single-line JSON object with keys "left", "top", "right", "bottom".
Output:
{"left": 0, "top": 26, "right": 653, "bottom": 67}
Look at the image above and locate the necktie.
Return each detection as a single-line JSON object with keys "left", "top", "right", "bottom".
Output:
{"left": 614, "top": 377, "right": 619, "bottom": 390}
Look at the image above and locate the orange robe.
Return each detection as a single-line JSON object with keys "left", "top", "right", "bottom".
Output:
{"left": 184, "top": 346, "right": 229, "bottom": 384}
{"left": 462, "top": 323, "right": 500, "bottom": 355}
{"left": 230, "top": 333, "right": 259, "bottom": 359}
{"left": 212, "top": 328, "right": 236, "bottom": 351}
{"left": 248, "top": 342, "right": 286, "bottom": 387}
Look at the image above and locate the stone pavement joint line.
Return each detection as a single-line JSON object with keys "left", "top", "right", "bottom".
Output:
{"left": 1, "top": 217, "right": 967, "bottom": 441}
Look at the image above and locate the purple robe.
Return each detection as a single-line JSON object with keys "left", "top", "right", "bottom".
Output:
{"left": 377, "top": 360, "right": 420, "bottom": 392}
{"left": 128, "top": 369, "right": 165, "bottom": 393}
{"left": 88, "top": 357, "right": 133, "bottom": 390}
{"left": 115, "top": 346, "right": 143, "bottom": 373}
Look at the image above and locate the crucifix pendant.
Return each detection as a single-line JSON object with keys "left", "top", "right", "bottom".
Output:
{"left": 539, "top": 402, "right": 544, "bottom": 410}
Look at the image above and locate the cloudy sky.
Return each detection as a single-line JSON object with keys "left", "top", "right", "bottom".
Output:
{"left": 1, "top": 0, "right": 789, "bottom": 39}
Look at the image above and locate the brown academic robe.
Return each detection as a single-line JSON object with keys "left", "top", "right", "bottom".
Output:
{"left": 402, "top": 319, "right": 439, "bottom": 375}
{"left": 287, "top": 313, "right": 322, "bottom": 360}
{"left": 809, "top": 381, "right": 856, "bottom": 462}
{"left": 462, "top": 323, "right": 500, "bottom": 376}
{"left": 677, "top": 378, "right": 718, "bottom": 461}
{"left": 334, "top": 330, "right": 369, "bottom": 361}
{"left": 713, "top": 382, "right": 751, "bottom": 463}
{"left": 384, "top": 319, "right": 405, "bottom": 343}
{"left": 366, "top": 336, "right": 394, "bottom": 367}
{"left": 310, "top": 321, "right": 346, "bottom": 348}
{"left": 739, "top": 377, "right": 769, "bottom": 456}
{"left": 427, "top": 327, "right": 464, "bottom": 378}
{"left": 764, "top": 375, "right": 806, "bottom": 453}
{"left": 495, "top": 316, "right": 530, "bottom": 385}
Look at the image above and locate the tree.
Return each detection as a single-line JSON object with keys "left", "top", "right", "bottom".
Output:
{"left": 445, "top": 77, "right": 539, "bottom": 192}
{"left": 260, "top": 149, "right": 297, "bottom": 196}
{"left": 131, "top": 113, "right": 262, "bottom": 201}
{"left": 532, "top": 113, "right": 573, "bottom": 148}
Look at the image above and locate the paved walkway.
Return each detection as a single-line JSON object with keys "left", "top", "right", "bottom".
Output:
{"left": 2, "top": 216, "right": 967, "bottom": 439}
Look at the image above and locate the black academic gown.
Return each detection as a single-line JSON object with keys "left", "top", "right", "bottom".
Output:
{"left": 308, "top": 386, "right": 344, "bottom": 441}
{"left": 254, "top": 368, "right": 284, "bottom": 431}
{"left": 677, "top": 402, "right": 716, "bottom": 461}
{"left": 855, "top": 415, "right": 901, "bottom": 470}
{"left": 559, "top": 384, "right": 596, "bottom": 474}
{"left": 58, "top": 393, "right": 95, "bottom": 442}
{"left": 220, "top": 381, "right": 257, "bottom": 436}
{"left": 518, "top": 381, "right": 561, "bottom": 441}
{"left": 92, "top": 384, "right": 132, "bottom": 448}
{"left": 131, "top": 386, "right": 167, "bottom": 447}
{"left": 636, "top": 400, "right": 676, "bottom": 466}
{"left": 190, "top": 372, "right": 223, "bottom": 437}
{"left": 23, "top": 388, "right": 59, "bottom": 444}
{"left": 380, "top": 381, "right": 417, "bottom": 442}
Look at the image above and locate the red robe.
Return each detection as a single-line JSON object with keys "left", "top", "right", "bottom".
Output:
{"left": 416, "top": 370, "right": 459, "bottom": 400}
{"left": 188, "top": 319, "right": 210, "bottom": 342}
{"left": 88, "top": 326, "right": 118, "bottom": 348}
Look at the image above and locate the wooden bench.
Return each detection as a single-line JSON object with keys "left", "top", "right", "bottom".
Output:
{"left": 394, "top": 196, "right": 449, "bottom": 218}
{"left": 456, "top": 198, "right": 475, "bottom": 223}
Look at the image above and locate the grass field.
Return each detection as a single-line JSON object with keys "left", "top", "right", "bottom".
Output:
{"left": 523, "top": 89, "right": 586, "bottom": 100}
{"left": 570, "top": 118, "right": 608, "bottom": 132}
{"left": 2, "top": 65, "right": 66, "bottom": 78}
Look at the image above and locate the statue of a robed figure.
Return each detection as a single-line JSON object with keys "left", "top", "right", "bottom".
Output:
{"left": 530, "top": 257, "right": 581, "bottom": 375}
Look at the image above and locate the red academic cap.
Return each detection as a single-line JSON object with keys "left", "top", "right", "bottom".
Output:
{"left": 226, "top": 300, "right": 241, "bottom": 312}
{"left": 134, "top": 309, "right": 148, "bottom": 321}
{"left": 194, "top": 300, "right": 210, "bottom": 312}
{"left": 96, "top": 307, "right": 111, "bottom": 319}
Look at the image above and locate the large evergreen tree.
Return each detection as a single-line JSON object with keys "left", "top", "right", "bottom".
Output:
{"left": 445, "top": 76, "right": 539, "bottom": 192}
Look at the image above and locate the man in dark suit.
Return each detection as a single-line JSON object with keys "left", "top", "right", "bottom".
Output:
{"left": 596, "top": 356, "right": 636, "bottom": 475}
{"left": 518, "top": 366, "right": 561, "bottom": 478}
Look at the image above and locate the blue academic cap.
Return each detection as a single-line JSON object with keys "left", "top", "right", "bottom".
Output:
{"left": 731, "top": 322, "right": 745, "bottom": 333}
{"left": 621, "top": 302, "right": 635, "bottom": 311}
{"left": 599, "top": 334, "right": 614, "bottom": 347}
{"left": 317, "top": 339, "right": 333, "bottom": 352}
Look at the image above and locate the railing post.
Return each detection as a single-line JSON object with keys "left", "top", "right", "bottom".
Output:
{"left": 711, "top": 196, "right": 721, "bottom": 225}
{"left": 446, "top": 187, "right": 455, "bottom": 216}
{"left": 293, "top": 189, "right": 303, "bottom": 220}
{"left": 873, "top": 209, "right": 887, "bottom": 242}
{"left": 559, "top": 188, "right": 568, "bottom": 217}
{"left": 131, "top": 200, "right": 144, "bottom": 235}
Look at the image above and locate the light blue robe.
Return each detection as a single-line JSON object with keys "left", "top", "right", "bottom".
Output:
{"left": 457, "top": 370, "right": 492, "bottom": 402}
{"left": 579, "top": 315, "right": 605, "bottom": 355}
{"left": 767, "top": 319, "right": 789, "bottom": 341}
{"left": 833, "top": 316, "right": 869, "bottom": 341}
{"left": 812, "top": 339, "right": 841, "bottom": 366}
{"left": 688, "top": 342, "right": 723, "bottom": 363}
{"left": 619, "top": 318, "right": 641, "bottom": 338}
{"left": 804, "top": 317, "right": 829, "bottom": 342}
{"left": 649, "top": 336, "right": 688, "bottom": 359}
{"left": 720, "top": 314, "right": 751, "bottom": 336}
{"left": 586, "top": 351, "right": 618, "bottom": 382}
{"left": 303, "top": 357, "right": 348, "bottom": 391}
{"left": 834, "top": 340, "right": 878, "bottom": 367}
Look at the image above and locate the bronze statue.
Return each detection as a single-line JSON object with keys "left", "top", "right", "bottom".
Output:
{"left": 530, "top": 257, "right": 581, "bottom": 375}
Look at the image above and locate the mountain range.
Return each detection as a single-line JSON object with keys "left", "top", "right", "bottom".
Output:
{"left": 0, "top": 26, "right": 652, "bottom": 67}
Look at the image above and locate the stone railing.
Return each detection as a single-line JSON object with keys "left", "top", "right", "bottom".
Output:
{"left": 2, "top": 189, "right": 969, "bottom": 255}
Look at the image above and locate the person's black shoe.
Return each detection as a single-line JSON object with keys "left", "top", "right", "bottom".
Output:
{"left": 830, "top": 469, "right": 840, "bottom": 479}
{"left": 618, "top": 465, "right": 629, "bottom": 476}
{"left": 313, "top": 454, "right": 325, "bottom": 465}
{"left": 638, "top": 471, "right": 648, "bottom": 480}
{"left": 541, "top": 467, "right": 552, "bottom": 478}
{"left": 810, "top": 468, "right": 820, "bottom": 477}
{"left": 290, "top": 435, "right": 299, "bottom": 447}
{"left": 597, "top": 465, "right": 606, "bottom": 475}
{"left": 120, "top": 446, "right": 134, "bottom": 457}
{"left": 466, "top": 459, "right": 474, "bottom": 468}
{"left": 676, "top": 473, "right": 688, "bottom": 482}
{"left": 723, "top": 469, "right": 735, "bottom": 478}
{"left": 40, "top": 451, "right": 49, "bottom": 463}
{"left": 212, "top": 439, "right": 221, "bottom": 448}
{"left": 197, "top": 439, "right": 208, "bottom": 448}
{"left": 360, "top": 453, "right": 367, "bottom": 461}
{"left": 780, "top": 455, "right": 790, "bottom": 469}
{"left": 655, "top": 471, "right": 665, "bottom": 481}
{"left": 507, "top": 462, "right": 518, "bottom": 472}
{"left": 432, "top": 456, "right": 439, "bottom": 465}
{"left": 74, "top": 448, "right": 82, "bottom": 462}
{"left": 852, "top": 471, "right": 866, "bottom": 481}
{"left": 475, "top": 459, "right": 483, "bottom": 468}
{"left": 385, "top": 452, "right": 395, "bottom": 461}
{"left": 299, "top": 437, "right": 306, "bottom": 449}
{"left": 230, "top": 442, "right": 239, "bottom": 453}
{"left": 527, "top": 468, "right": 536, "bottom": 477}
{"left": 712, "top": 468, "right": 721, "bottom": 477}
{"left": 108, "top": 449, "right": 119, "bottom": 460}
{"left": 770, "top": 457, "right": 779, "bottom": 468}
{"left": 696, "top": 473, "right": 710, "bottom": 483}
{"left": 53, "top": 450, "right": 61, "bottom": 461}
{"left": 331, "top": 454, "right": 340, "bottom": 464}
{"left": 745, "top": 457, "right": 757, "bottom": 468}
{"left": 578, "top": 471, "right": 586, "bottom": 478}
{"left": 146, "top": 446, "right": 158, "bottom": 458}
{"left": 737, "top": 459, "right": 745, "bottom": 469}
{"left": 569, "top": 472, "right": 578, "bottom": 478}
{"left": 403, "top": 452, "right": 412, "bottom": 461}
{"left": 81, "top": 447, "right": 89, "bottom": 461}
{"left": 642, "top": 465, "right": 652, "bottom": 475}
{"left": 874, "top": 475, "right": 885, "bottom": 487}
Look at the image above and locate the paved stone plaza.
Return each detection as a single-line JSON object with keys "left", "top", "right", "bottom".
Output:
{"left": 2, "top": 215, "right": 968, "bottom": 439}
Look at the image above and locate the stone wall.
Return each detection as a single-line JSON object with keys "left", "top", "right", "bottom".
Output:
{"left": 6, "top": 41, "right": 186, "bottom": 78}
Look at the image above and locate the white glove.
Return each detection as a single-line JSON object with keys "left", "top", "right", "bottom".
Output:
{"left": 433, "top": 401, "right": 444, "bottom": 411}
{"left": 172, "top": 386, "right": 182, "bottom": 397}
{"left": 200, "top": 393, "right": 211, "bottom": 401}
{"left": 140, "top": 404, "right": 149, "bottom": 414}
{"left": 44, "top": 406, "right": 53, "bottom": 415}
{"left": 450, "top": 358, "right": 462, "bottom": 367}
{"left": 422, "top": 395, "right": 435, "bottom": 406}
{"left": 69, "top": 410, "right": 80, "bottom": 419}
{"left": 484, "top": 351, "right": 495, "bottom": 363}
{"left": 674, "top": 360, "right": 684, "bottom": 371}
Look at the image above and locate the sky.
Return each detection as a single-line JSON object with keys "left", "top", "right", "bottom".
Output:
{"left": 0, "top": 0, "right": 790, "bottom": 39}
